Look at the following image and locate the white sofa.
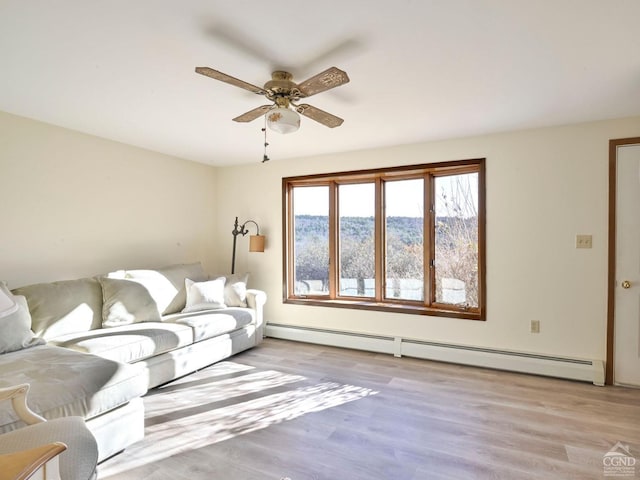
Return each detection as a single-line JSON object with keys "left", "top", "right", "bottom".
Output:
{"left": 0, "top": 262, "right": 266, "bottom": 462}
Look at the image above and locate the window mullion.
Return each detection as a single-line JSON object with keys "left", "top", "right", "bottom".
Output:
{"left": 375, "top": 177, "right": 384, "bottom": 301}
{"left": 426, "top": 174, "right": 435, "bottom": 306}
{"left": 328, "top": 182, "right": 338, "bottom": 299}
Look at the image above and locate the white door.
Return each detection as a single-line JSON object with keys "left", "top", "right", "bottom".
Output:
{"left": 614, "top": 143, "right": 640, "bottom": 387}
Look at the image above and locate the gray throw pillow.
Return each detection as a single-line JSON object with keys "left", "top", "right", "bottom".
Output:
{"left": 0, "top": 283, "right": 45, "bottom": 354}
{"left": 12, "top": 277, "right": 104, "bottom": 339}
{"left": 99, "top": 277, "right": 161, "bottom": 327}
{"left": 107, "top": 262, "right": 207, "bottom": 316}
{"left": 155, "top": 262, "right": 207, "bottom": 314}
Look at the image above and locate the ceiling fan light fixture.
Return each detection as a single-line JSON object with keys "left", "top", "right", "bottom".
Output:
{"left": 266, "top": 107, "right": 300, "bottom": 134}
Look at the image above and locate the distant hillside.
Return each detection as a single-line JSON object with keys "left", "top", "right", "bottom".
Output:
{"left": 294, "top": 214, "right": 476, "bottom": 245}
{"left": 295, "top": 215, "right": 419, "bottom": 244}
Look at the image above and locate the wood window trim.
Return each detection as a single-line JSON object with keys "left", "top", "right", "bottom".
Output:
{"left": 283, "top": 158, "right": 486, "bottom": 321}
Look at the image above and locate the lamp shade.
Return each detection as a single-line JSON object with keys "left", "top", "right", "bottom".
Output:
{"left": 266, "top": 107, "right": 300, "bottom": 134}
{"left": 249, "top": 234, "right": 265, "bottom": 252}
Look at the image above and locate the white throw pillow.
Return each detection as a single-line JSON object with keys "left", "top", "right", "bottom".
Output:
{"left": 183, "top": 277, "right": 227, "bottom": 313}
{"left": 0, "top": 283, "right": 45, "bottom": 354}
{"left": 0, "top": 282, "right": 18, "bottom": 318}
{"left": 211, "top": 273, "right": 249, "bottom": 307}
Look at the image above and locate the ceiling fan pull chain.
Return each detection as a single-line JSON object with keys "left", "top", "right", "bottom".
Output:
{"left": 261, "top": 116, "right": 270, "bottom": 163}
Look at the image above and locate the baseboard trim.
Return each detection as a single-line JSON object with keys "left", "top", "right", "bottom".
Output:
{"left": 265, "top": 324, "right": 605, "bottom": 386}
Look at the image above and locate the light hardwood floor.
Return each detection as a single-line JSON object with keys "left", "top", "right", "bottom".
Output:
{"left": 98, "top": 338, "right": 640, "bottom": 480}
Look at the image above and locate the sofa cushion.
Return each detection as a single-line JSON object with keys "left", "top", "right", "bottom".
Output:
{"left": 49, "top": 322, "right": 194, "bottom": 364}
{"left": 0, "top": 291, "right": 45, "bottom": 354}
{"left": 164, "top": 308, "right": 254, "bottom": 342}
{"left": 99, "top": 277, "right": 162, "bottom": 327}
{"left": 12, "top": 278, "right": 103, "bottom": 340}
{"left": 0, "top": 345, "right": 147, "bottom": 432}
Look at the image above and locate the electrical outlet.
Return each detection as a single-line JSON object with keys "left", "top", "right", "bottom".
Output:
{"left": 530, "top": 320, "right": 540, "bottom": 334}
{"left": 576, "top": 234, "right": 592, "bottom": 249}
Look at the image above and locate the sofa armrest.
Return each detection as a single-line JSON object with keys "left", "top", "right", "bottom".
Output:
{"left": 0, "top": 384, "right": 47, "bottom": 425}
{"left": 245, "top": 289, "right": 267, "bottom": 341}
{"left": 245, "top": 289, "right": 267, "bottom": 310}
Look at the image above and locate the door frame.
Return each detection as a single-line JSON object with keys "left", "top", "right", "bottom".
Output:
{"left": 606, "top": 136, "right": 640, "bottom": 385}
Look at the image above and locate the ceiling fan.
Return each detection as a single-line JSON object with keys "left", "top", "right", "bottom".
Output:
{"left": 195, "top": 66, "right": 350, "bottom": 134}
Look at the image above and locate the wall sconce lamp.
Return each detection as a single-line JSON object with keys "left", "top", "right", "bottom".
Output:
{"left": 231, "top": 216, "right": 265, "bottom": 274}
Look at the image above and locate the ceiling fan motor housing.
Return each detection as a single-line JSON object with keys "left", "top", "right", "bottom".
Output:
{"left": 264, "top": 71, "right": 301, "bottom": 101}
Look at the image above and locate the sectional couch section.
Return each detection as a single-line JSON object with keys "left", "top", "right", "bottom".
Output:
{"left": 0, "top": 262, "right": 266, "bottom": 461}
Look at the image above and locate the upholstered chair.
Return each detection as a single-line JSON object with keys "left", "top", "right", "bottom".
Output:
{"left": 0, "top": 384, "right": 98, "bottom": 480}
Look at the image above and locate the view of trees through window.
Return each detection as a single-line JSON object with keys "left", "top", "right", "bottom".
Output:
{"left": 434, "top": 173, "right": 479, "bottom": 308}
{"left": 286, "top": 160, "right": 483, "bottom": 318}
{"left": 385, "top": 178, "right": 424, "bottom": 301}
{"left": 293, "top": 186, "right": 329, "bottom": 295}
{"left": 339, "top": 183, "right": 375, "bottom": 297}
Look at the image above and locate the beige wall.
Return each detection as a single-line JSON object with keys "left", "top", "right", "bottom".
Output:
{"left": 4, "top": 108, "right": 639, "bottom": 363}
{"left": 0, "top": 111, "right": 218, "bottom": 288}
{"left": 216, "top": 116, "right": 640, "bottom": 362}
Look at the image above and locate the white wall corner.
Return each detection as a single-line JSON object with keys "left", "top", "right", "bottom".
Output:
{"left": 592, "top": 360, "right": 605, "bottom": 386}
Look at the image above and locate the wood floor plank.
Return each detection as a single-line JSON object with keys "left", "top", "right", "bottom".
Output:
{"left": 98, "top": 338, "right": 640, "bottom": 479}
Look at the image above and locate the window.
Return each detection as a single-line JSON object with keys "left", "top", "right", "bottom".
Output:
{"left": 339, "top": 183, "right": 375, "bottom": 297}
{"left": 292, "top": 185, "right": 330, "bottom": 295}
{"left": 385, "top": 178, "right": 424, "bottom": 301}
{"left": 283, "top": 159, "right": 485, "bottom": 320}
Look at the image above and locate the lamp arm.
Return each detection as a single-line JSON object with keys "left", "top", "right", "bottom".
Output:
{"left": 241, "top": 220, "right": 260, "bottom": 236}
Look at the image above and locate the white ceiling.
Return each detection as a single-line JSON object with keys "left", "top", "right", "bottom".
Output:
{"left": 1, "top": 1, "right": 639, "bottom": 166}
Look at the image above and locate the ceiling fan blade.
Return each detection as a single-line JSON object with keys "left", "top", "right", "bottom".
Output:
{"left": 297, "top": 67, "right": 350, "bottom": 97}
{"left": 195, "top": 67, "right": 267, "bottom": 95}
{"left": 202, "top": 23, "right": 284, "bottom": 72}
{"left": 295, "top": 104, "right": 344, "bottom": 128}
{"left": 233, "top": 105, "right": 272, "bottom": 123}
{"left": 296, "top": 38, "right": 364, "bottom": 73}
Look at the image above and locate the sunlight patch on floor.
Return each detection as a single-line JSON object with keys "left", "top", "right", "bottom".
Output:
{"left": 99, "top": 362, "right": 378, "bottom": 478}
{"left": 145, "top": 369, "right": 306, "bottom": 419}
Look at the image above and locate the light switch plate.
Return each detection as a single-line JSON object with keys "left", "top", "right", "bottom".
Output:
{"left": 530, "top": 319, "right": 540, "bottom": 334}
{"left": 576, "top": 234, "right": 592, "bottom": 249}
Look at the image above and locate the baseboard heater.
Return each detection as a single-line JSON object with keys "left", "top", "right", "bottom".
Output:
{"left": 265, "top": 323, "right": 605, "bottom": 386}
